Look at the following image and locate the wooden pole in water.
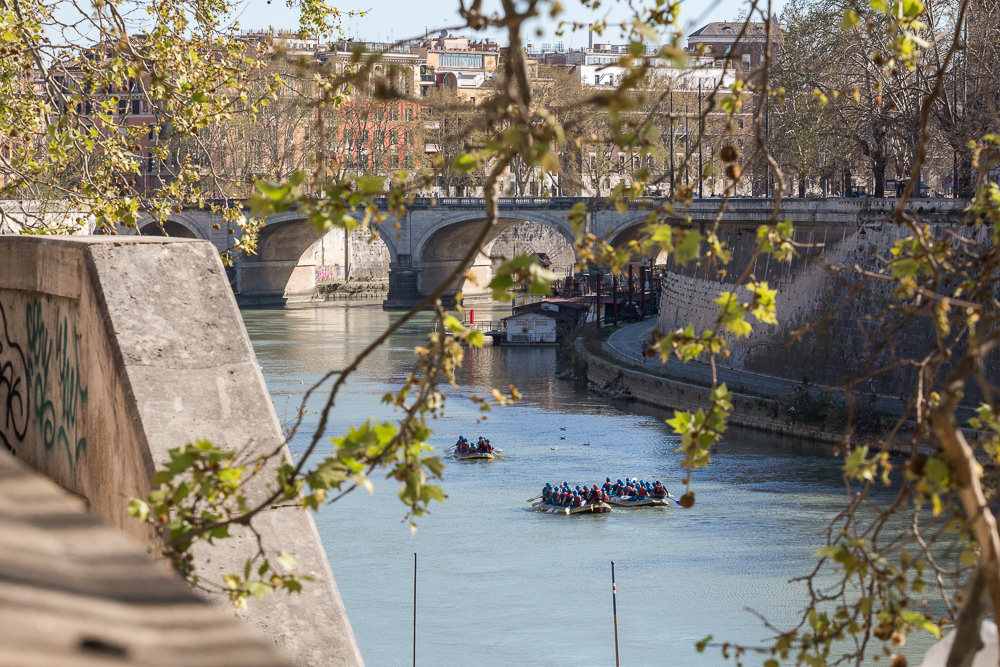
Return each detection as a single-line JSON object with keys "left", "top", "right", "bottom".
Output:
{"left": 612, "top": 560, "right": 620, "bottom": 667}
{"left": 413, "top": 552, "right": 417, "bottom": 667}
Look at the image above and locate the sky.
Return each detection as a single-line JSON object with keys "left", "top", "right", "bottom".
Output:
{"left": 229, "top": 0, "right": 786, "bottom": 47}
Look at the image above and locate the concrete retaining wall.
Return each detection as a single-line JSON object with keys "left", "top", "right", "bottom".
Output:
{"left": 657, "top": 217, "right": 994, "bottom": 403}
{"left": 580, "top": 343, "right": 841, "bottom": 444}
{"left": 0, "top": 236, "right": 362, "bottom": 666}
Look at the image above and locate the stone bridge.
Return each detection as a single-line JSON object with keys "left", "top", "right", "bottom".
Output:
{"left": 126, "top": 196, "right": 968, "bottom": 309}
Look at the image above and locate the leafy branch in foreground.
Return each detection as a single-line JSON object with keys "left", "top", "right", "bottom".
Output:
{"left": 12, "top": 0, "right": 1000, "bottom": 662}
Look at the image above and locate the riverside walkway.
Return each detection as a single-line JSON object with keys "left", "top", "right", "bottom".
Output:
{"left": 604, "top": 319, "right": 801, "bottom": 399}
{"left": 602, "top": 318, "right": 910, "bottom": 419}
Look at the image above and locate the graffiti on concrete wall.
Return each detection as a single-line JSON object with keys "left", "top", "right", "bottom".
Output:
{"left": 315, "top": 265, "right": 343, "bottom": 283}
{"left": 23, "top": 299, "right": 88, "bottom": 469}
{"left": 0, "top": 303, "right": 29, "bottom": 453}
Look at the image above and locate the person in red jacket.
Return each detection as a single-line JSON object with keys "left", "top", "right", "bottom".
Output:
{"left": 636, "top": 484, "right": 648, "bottom": 499}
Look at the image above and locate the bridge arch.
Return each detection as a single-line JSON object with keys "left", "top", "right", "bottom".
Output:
{"left": 411, "top": 212, "right": 575, "bottom": 300}
{"left": 235, "top": 212, "right": 396, "bottom": 305}
{"left": 138, "top": 213, "right": 206, "bottom": 239}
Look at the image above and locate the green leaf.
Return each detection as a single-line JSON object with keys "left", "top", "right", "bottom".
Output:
{"left": 127, "top": 498, "right": 149, "bottom": 522}
{"left": 246, "top": 581, "right": 273, "bottom": 598}
{"left": 841, "top": 9, "right": 860, "bottom": 30}
{"left": 466, "top": 330, "right": 485, "bottom": 347}
{"left": 277, "top": 552, "right": 298, "bottom": 572}
{"left": 451, "top": 153, "right": 477, "bottom": 174}
{"left": 674, "top": 230, "right": 703, "bottom": 264}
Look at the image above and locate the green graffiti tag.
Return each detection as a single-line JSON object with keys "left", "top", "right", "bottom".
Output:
{"left": 25, "top": 300, "right": 87, "bottom": 469}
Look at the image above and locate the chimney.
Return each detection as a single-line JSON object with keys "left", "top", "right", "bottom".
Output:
{"left": 588, "top": 28, "right": 593, "bottom": 50}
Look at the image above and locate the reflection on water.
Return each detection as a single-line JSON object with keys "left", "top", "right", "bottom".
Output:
{"left": 243, "top": 306, "right": 935, "bottom": 666}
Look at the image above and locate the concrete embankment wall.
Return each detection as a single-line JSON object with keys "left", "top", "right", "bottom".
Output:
{"left": 0, "top": 236, "right": 362, "bottom": 666}
{"left": 579, "top": 343, "right": 841, "bottom": 443}
{"left": 657, "top": 210, "right": 991, "bottom": 403}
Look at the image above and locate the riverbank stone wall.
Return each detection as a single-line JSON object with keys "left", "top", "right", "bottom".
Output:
{"left": 0, "top": 235, "right": 362, "bottom": 666}
{"left": 657, "top": 216, "right": 993, "bottom": 403}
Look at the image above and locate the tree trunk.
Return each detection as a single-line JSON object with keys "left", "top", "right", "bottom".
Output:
{"left": 873, "top": 158, "right": 886, "bottom": 198}
{"left": 798, "top": 172, "right": 807, "bottom": 198}
{"left": 957, "top": 152, "right": 975, "bottom": 198}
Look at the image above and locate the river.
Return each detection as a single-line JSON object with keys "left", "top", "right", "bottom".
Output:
{"left": 242, "top": 304, "right": 936, "bottom": 666}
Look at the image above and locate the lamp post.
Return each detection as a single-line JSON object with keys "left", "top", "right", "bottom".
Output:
{"left": 698, "top": 80, "right": 703, "bottom": 198}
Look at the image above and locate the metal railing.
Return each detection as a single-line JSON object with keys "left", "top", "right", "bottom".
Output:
{"left": 433, "top": 320, "right": 505, "bottom": 333}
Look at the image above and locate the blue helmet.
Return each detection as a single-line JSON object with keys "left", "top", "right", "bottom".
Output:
{"left": 606, "top": 477, "right": 611, "bottom": 482}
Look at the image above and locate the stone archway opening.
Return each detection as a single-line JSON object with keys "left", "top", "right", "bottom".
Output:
{"left": 486, "top": 220, "right": 576, "bottom": 284}
{"left": 414, "top": 216, "right": 577, "bottom": 304}
{"left": 139, "top": 219, "right": 199, "bottom": 238}
{"left": 236, "top": 219, "right": 392, "bottom": 305}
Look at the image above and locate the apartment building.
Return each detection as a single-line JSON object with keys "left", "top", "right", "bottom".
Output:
{"left": 686, "top": 19, "right": 782, "bottom": 79}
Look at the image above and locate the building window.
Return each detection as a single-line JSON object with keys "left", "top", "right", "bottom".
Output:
{"left": 405, "top": 107, "right": 414, "bottom": 121}
{"left": 391, "top": 106, "right": 399, "bottom": 121}
{"left": 439, "top": 53, "right": 484, "bottom": 68}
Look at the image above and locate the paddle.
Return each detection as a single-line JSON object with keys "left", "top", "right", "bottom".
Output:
{"left": 526, "top": 493, "right": 542, "bottom": 502}
{"left": 666, "top": 492, "right": 682, "bottom": 506}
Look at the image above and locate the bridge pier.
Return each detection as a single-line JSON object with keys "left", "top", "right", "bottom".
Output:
{"left": 383, "top": 262, "right": 421, "bottom": 310}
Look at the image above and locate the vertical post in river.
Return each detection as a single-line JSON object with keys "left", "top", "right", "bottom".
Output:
{"left": 413, "top": 552, "right": 417, "bottom": 667}
{"left": 612, "top": 560, "right": 620, "bottom": 667}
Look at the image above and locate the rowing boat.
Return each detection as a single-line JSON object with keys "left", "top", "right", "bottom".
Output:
{"left": 605, "top": 496, "right": 671, "bottom": 508}
{"left": 535, "top": 500, "right": 611, "bottom": 514}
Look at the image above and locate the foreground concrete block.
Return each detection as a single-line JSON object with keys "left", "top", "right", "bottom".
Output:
{"left": 0, "top": 448, "right": 294, "bottom": 666}
{"left": 0, "top": 236, "right": 362, "bottom": 666}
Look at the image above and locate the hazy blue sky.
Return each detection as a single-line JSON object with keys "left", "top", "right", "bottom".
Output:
{"left": 230, "top": 0, "right": 785, "bottom": 47}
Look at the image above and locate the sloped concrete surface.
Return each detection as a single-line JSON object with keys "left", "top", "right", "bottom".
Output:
{"left": 0, "top": 448, "right": 293, "bottom": 666}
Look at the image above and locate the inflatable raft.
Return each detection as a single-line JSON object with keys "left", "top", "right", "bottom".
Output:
{"left": 606, "top": 496, "right": 672, "bottom": 508}
{"left": 535, "top": 500, "right": 611, "bottom": 514}
{"left": 455, "top": 451, "right": 496, "bottom": 461}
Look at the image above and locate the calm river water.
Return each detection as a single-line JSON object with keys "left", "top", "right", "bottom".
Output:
{"left": 242, "top": 304, "right": 935, "bottom": 666}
